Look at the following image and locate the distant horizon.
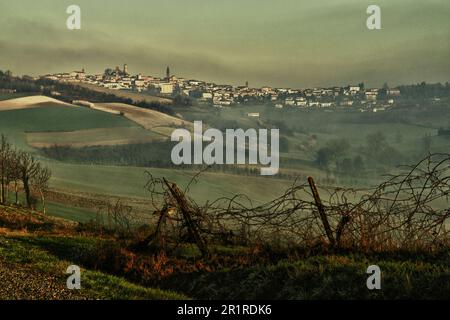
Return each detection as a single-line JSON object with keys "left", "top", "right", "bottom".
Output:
{"left": 1, "top": 1, "right": 449, "bottom": 88}
{"left": 8, "top": 66, "right": 450, "bottom": 91}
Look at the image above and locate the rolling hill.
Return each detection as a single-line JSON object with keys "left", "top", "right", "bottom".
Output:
{"left": 0, "top": 96, "right": 192, "bottom": 149}
{"left": 0, "top": 95, "right": 74, "bottom": 111}
{"left": 0, "top": 205, "right": 187, "bottom": 300}
{"left": 93, "top": 102, "right": 192, "bottom": 134}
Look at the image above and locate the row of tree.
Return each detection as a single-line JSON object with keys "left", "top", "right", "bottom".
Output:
{"left": 314, "top": 132, "right": 407, "bottom": 175}
{"left": 0, "top": 135, "right": 51, "bottom": 213}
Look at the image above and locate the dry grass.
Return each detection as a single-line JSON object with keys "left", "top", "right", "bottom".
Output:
{"left": 0, "top": 204, "right": 77, "bottom": 235}
{"left": 94, "top": 103, "right": 191, "bottom": 131}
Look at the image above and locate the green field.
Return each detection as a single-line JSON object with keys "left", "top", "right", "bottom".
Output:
{"left": 180, "top": 105, "right": 447, "bottom": 153}
{"left": 46, "top": 160, "right": 293, "bottom": 205}
{"left": 6, "top": 192, "right": 98, "bottom": 223}
{"left": 26, "top": 126, "right": 165, "bottom": 148}
{"left": 0, "top": 105, "right": 137, "bottom": 149}
{"left": 0, "top": 101, "right": 301, "bottom": 209}
{"left": 0, "top": 92, "right": 31, "bottom": 101}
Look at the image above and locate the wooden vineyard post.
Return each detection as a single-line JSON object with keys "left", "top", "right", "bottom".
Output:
{"left": 308, "top": 177, "right": 335, "bottom": 247}
{"left": 163, "top": 178, "right": 209, "bottom": 257}
{"left": 139, "top": 204, "right": 169, "bottom": 250}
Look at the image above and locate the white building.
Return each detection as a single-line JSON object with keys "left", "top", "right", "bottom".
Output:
{"left": 285, "top": 97, "right": 295, "bottom": 106}
{"left": 202, "top": 92, "right": 213, "bottom": 99}
{"left": 159, "top": 83, "right": 174, "bottom": 94}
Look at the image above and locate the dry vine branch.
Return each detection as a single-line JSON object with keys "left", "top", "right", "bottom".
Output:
{"left": 142, "top": 154, "right": 450, "bottom": 252}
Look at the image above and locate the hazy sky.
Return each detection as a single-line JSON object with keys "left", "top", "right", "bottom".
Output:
{"left": 1, "top": 0, "right": 449, "bottom": 88}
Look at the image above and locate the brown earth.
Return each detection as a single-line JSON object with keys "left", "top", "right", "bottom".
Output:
{"left": 94, "top": 102, "right": 191, "bottom": 131}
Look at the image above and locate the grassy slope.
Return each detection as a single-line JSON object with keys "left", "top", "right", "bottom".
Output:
{"left": 0, "top": 93, "right": 31, "bottom": 101}
{"left": 161, "top": 254, "right": 450, "bottom": 299}
{"left": 94, "top": 102, "right": 190, "bottom": 129}
{"left": 0, "top": 236, "right": 187, "bottom": 300}
{"left": 0, "top": 205, "right": 187, "bottom": 300}
{"left": 47, "top": 161, "right": 294, "bottom": 205}
{"left": 6, "top": 192, "right": 97, "bottom": 223}
{"left": 0, "top": 105, "right": 136, "bottom": 150}
{"left": 6, "top": 234, "right": 448, "bottom": 300}
{"left": 1, "top": 205, "right": 448, "bottom": 300}
{"left": 39, "top": 202, "right": 97, "bottom": 223}
{"left": 26, "top": 126, "right": 165, "bottom": 148}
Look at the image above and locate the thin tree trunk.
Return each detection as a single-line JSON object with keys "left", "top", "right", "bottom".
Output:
{"left": 40, "top": 191, "right": 46, "bottom": 214}
{"left": 0, "top": 172, "right": 4, "bottom": 204}
{"left": 14, "top": 180, "right": 18, "bottom": 205}
{"left": 23, "top": 175, "right": 32, "bottom": 208}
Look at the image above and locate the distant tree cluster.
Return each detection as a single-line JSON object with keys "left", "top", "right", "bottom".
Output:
{"left": 398, "top": 82, "right": 450, "bottom": 99}
{"left": 315, "top": 138, "right": 351, "bottom": 171}
{"left": 40, "top": 142, "right": 301, "bottom": 180}
{"left": 0, "top": 135, "right": 51, "bottom": 213}
{"left": 172, "top": 94, "right": 193, "bottom": 107}
{"left": 438, "top": 127, "right": 450, "bottom": 137}
{"left": 364, "top": 131, "right": 404, "bottom": 166}
{"left": 314, "top": 132, "right": 408, "bottom": 177}
{"left": 0, "top": 70, "right": 40, "bottom": 93}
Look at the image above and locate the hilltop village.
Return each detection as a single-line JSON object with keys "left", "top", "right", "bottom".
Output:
{"left": 42, "top": 64, "right": 413, "bottom": 112}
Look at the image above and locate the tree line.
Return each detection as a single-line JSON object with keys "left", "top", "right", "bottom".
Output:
{"left": 314, "top": 132, "right": 409, "bottom": 176}
{"left": 0, "top": 135, "right": 51, "bottom": 213}
{"left": 398, "top": 82, "right": 450, "bottom": 99}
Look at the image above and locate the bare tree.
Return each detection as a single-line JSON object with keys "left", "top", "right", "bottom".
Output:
{"left": 0, "top": 135, "right": 52, "bottom": 210}
{"left": 8, "top": 150, "right": 21, "bottom": 205}
{"left": 0, "top": 135, "right": 12, "bottom": 204}
{"left": 18, "top": 151, "right": 40, "bottom": 209}
{"left": 32, "top": 166, "right": 52, "bottom": 214}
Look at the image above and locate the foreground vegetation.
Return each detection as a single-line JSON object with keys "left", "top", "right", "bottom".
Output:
{"left": 0, "top": 205, "right": 186, "bottom": 300}
{"left": 0, "top": 204, "right": 448, "bottom": 300}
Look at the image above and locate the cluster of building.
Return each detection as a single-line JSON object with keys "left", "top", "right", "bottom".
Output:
{"left": 272, "top": 86, "right": 401, "bottom": 112}
{"left": 42, "top": 64, "right": 402, "bottom": 112}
